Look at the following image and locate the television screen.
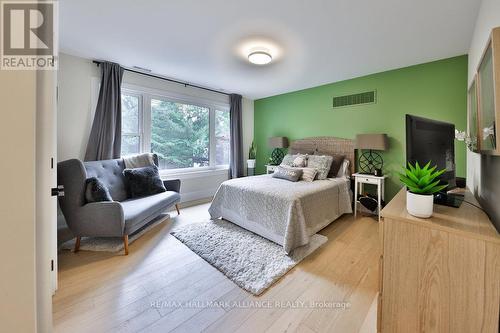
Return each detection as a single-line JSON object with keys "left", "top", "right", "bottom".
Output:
{"left": 406, "top": 114, "right": 456, "bottom": 189}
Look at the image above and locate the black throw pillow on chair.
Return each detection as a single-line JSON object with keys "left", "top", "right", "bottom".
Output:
{"left": 85, "top": 177, "right": 113, "bottom": 203}
{"left": 123, "top": 165, "right": 166, "bottom": 198}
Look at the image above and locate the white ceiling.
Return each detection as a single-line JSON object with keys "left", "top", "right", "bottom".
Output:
{"left": 60, "top": 0, "right": 481, "bottom": 99}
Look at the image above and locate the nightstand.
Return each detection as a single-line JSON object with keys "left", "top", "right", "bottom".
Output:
{"left": 353, "top": 173, "right": 387, "bottom": 221}
{"left": 266, "top": 165, "right": 277, "bottom": 174}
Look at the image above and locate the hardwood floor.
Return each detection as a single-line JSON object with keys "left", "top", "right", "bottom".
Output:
{"left": 53, "top": 203, "right": 379, "bottom": 333}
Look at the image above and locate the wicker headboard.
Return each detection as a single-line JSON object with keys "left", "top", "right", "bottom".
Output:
{"left": 289, "top": 136, "right": 356, "bottom": 175}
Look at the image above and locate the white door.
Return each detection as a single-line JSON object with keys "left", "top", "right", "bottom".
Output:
{"left": 36, "top": 68, "right": 58, "bottom": 332}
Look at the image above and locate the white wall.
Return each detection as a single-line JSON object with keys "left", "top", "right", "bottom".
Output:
{"left": 467, "top": 0, "right": 500, "bottom": 229}
{"left": 0, "top": 70, "right": 37, "bottom": 332}
{"left": 57, "top": 54, "right": 98, "bottom": 161}
{"left": 242, "top": 97, "right": 255, "bottom": 175}
{"left": 58, "top": 53, "right": 254, "bottom": 202}
{"left": 467, "top": 0, "right": 500, "bottom": 85}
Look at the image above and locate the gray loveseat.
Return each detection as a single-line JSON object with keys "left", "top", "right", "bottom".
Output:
{"left": 57, "top": 155, "right": 181, "bottom": 255}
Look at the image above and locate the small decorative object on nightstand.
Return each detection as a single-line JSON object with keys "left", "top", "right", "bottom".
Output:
{"left": 355, "top": 134, "right": 389, "bottom": 174}
{"left": 266, "top": 165, "right": 277, "bottom": 174}
{"left": 353, "top": 172, "right": 387, "bottom": 221}
{"left": 268, "top": 137, "right": 289, "bottom": 165}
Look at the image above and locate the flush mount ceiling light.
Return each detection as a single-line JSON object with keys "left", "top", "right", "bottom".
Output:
{"left": 248, "top": 51, "right": 272, "bottom": 65}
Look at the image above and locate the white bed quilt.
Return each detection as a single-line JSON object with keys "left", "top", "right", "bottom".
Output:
{"left": 208, "top": 174, "right": 352, "bottom": 253}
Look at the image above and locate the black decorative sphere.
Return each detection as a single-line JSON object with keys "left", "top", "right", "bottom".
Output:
{"left": 359, "top": 150, "right": 383, "bottom": 174}
{"left": 270, "top": 148, "right": 285, "bottom": 165}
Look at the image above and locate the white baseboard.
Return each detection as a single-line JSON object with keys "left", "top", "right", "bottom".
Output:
{"left": 180, "top": 187, "right": 218, "bottom": 203}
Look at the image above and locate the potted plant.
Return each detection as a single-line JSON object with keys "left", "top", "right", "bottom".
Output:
{"left": 247, "top": 141, "right": 257, "bottom": 169}
{"left": 399, "top": 161, "right": 448, "bottom": 218}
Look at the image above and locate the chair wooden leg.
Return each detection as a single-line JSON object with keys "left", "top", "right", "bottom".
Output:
{"left": 175, "top": 203, "right": 180, "bottom": 215}
{"left": 74, "top": 236, "right": 81, "bottom": 253}
{"left": 123, "top": 235, "right": 129, "bottom": 255}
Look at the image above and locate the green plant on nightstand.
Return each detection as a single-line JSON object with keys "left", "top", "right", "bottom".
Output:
{"left": 399, "top": 161, "right": 448, "bottom": 218}
{"left": 247, "top": 141, "right": 257, "bottom": 169}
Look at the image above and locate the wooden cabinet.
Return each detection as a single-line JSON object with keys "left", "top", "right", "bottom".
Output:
{"left": 477, "top": 27, "right": 500, "bottom": 154}
{"left": 378, "top": 189, "right": 500, "bottom": 332}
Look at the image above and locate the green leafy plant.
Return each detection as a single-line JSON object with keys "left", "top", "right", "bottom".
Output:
{"left": 399, "top": 161, "right": 448, "bottom": 195}
{"left": 248, "top": 141, "right": 257, "bottom": 159}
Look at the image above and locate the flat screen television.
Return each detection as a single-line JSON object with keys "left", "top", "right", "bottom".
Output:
{"left": 406, "top": 114, "right": 456, "bottom": 190}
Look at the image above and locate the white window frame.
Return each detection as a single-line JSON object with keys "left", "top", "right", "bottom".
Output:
{"left": 120, "top": 83, "right": 230, "bottom": 176}
{"left": 120, "top": 90, "right": 144, "bottom": 156}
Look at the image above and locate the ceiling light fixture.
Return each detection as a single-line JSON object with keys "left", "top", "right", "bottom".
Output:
{"left": 248, "top": 51, "right": 272, "bottom": 65}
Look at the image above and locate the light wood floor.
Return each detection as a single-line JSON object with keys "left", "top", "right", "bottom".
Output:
{"left": 53, "top": 203, "right": 379, "bottom": 333}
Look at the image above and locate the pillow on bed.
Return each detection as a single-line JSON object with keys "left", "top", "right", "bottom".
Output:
{"left": 314, "top": 151, "right": 345, "bottom": 177}
{"left": 298, "top": 167, "right": 317, "bottom": 182}
{"left": 280, "top": 154, "right": 307, "bottom": 167}
{"left": 292, "top": 155, "right": 307, "bottom": 167}
{"left": 306, "top": 155, "right": 333, "bottom": 180}
{"left": 280, "top": 154, "right": 294, "bottom": 166}
{"left": 336, "top": 159, "right": 351, "bottom": 178}
{"left": 272, "top": 166, "right": 303, "bottom": 182}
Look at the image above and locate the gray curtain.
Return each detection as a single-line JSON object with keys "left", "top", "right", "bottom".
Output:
{"left": 84, "top": 62, "right": 124, "bottom": 161}
{"left": 229, "top": 94, "right": 244, "bottom": 178}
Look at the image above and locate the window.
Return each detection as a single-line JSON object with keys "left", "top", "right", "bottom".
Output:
{"left": 121, "top": 93, "right": 142, "bottom": 156}
{"left": 120, "top": 86, "right": 230, "bottom": 172}
{"left": 215, "top": 109, "right": 230, "bottom": 165}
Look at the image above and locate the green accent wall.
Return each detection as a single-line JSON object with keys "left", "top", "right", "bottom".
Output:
{"left": 254, "top": 55, "right": 468, "bottom": 200}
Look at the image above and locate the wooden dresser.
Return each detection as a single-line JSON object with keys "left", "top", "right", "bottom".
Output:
{"left": 378, "top": 188, "right": 500, "bottom": 332}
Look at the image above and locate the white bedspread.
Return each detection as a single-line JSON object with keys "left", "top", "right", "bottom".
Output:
{"left": 208, "top": 174, "right": 352, "bottom": 253}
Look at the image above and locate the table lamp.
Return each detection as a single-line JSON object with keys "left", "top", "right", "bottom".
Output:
{"left": 355, "top": 134, "right": 389, "bottom": 175}
{"left": 268, "top": 137, "right": 289, "bottom": 165}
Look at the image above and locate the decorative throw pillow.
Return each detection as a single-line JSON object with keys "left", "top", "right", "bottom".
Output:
{"left": 314, "top": 152, "right": 346, "bottom": 178}
{"left": 336, "top": 159, "right": 350, "bottom": 178}
{"left": 292, "top": 155, "right": 307, "bottom": 167}
{"left": 280, "top": 154, "right": 295, "bottom": 167}
{"left": 298, "top": 167, "right": 317, "bottom": 182}
{"left": 85, "top": 177, "right": 113, "bottom": 203}
{"left": 280, "top": 154, "right": 307, "bottom": 167}
{"left": 306, "top": 155, "right": 334, "bottom": 180}
{"left": 123, "top": 165, "right": 166, "bottom": 198}
{"left": 272, "top": 166, "right": 303, "bottom": 182}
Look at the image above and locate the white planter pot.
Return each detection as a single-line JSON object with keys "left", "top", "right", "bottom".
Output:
{"left": 247, "top": 159, "right": 256, "bottom": 168}
{"left": 406, "top": 191, "right": 434, "bottom": 218}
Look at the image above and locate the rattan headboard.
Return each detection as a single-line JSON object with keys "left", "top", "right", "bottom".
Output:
{"left": 289, "top": 136, "right": 356, "bottom": 175}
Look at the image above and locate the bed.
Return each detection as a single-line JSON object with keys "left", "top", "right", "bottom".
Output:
{"left": 209, "top": 137, "right": 355, "bottom": 253}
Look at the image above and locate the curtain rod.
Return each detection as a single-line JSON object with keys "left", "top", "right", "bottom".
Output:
{"left": 92, "top": 60, "right": 230, "bottom": 97}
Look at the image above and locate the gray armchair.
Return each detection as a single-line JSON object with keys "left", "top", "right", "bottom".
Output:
{"left": 57, "top": 155, "right": 181, "bottom": 255}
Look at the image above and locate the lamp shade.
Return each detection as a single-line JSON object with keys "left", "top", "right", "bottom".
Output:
{"left": 355, "top": 134, "right": 389, "bottom": 150}
{"left": 268, "top": 137, "right": 289, "bottom": 148}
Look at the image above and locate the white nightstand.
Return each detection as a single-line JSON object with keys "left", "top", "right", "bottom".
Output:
{"left": 266, "top": 165, "right": 277, "bottom": 174}
{"left": 353, "top": 173, "right": 387, "bottom": 221}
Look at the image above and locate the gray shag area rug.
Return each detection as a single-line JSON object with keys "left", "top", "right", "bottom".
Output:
{"left": 60, "top": 214, "right": 170, "bottom": 253}
{"left": 171, "top": 219, "right": 327, "bottom": 295}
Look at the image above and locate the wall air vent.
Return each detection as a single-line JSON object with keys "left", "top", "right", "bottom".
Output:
{"left": 332, "top": 90, "right": 376, "bottom": 108}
